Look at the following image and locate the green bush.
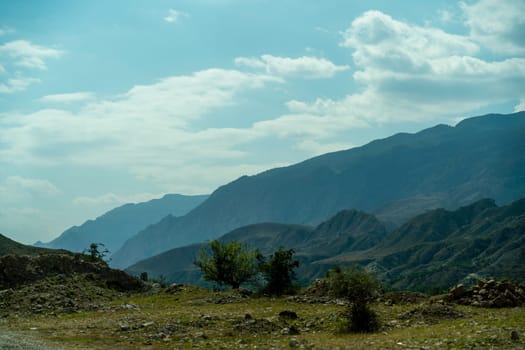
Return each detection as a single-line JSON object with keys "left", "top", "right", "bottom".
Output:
{"left": 325, "top": 265, "right": 381, "bottom": 333}
{"left": 257, "top": 247, "right": 300, "bottom": 296}
{"left": 194, "top": 240, "right": 258, "bottom": 289}
{"left": 83, "top": 243, "right": 111, "bottom": 264}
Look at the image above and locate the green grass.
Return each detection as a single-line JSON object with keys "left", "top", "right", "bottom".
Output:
{"left": 2, "top": 287, "right": 525, "bottom": 349}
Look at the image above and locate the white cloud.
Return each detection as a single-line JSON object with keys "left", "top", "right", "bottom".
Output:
{"left": 461, "top": 0, "right": 525, "bottom": 54}
{"left": 39, "top": 92, "right": 95, "bottom": 104}
{"left": 0, "top": 40, "right": 63, "bottom": 70}
{"left": 73, "top": 192, "right": 163, "bottom": 206}
{"left": 164, "top": 8, "right": 188, "bottom": 23}
{"left": 235, "top": 55, "right": 349, "bottom": 79}
{"left": 6, "top": 176, "right": 60, "bottom": 195}
{"left": 515, "top": 98, "right": 525, "bottom": 112}
{"left": 0, "top": 27, "right": 15, "bottom": 36}
{"left": 0, "top": 77, "right": 40, "bottom": 93}
{"left": 295, "top": 139, "right": 355, "bottom": 156}
{"left": 0, "top": 68, "right": 283, "bottom": 193}
{"left": 321, "top": 9, "right": 525, "bottom": 123}
{"left": 438, "top": 9, "right": 454, "bottom": 23}
{"left": 0, "top": 40, "right": 61, "bottom": 94}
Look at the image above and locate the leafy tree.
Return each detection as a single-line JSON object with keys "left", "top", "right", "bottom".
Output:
{"left": 194, "top": 240, "right": 258, "bottom": 289}
{"left": 257, "top": 247, "right": 300, "bottom": 295}
{"left": 325, "top": 265, "right": 381, "bottom": 332}
{"left": 83, "top": 242, "right": 111, "bottom": 264}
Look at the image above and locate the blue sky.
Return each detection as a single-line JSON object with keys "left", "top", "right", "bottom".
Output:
{"left": 1, "top": 0, "right": 524, "bottom": 244}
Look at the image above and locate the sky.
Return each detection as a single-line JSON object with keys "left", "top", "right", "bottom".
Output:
{"left": 1, "top": 0, "right": 524, "bottom": 244}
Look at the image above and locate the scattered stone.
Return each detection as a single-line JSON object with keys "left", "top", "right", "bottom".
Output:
{"left": 401, "top": 302, "right": 465, "bottom": 324}
{"left": 192, "top": 332, "right": 208, "bottom": 342}
{"left": 238, "top": 288, "right": 252, "bottom": 297}
{"left": 289, "top": 337, "right": 300, "bottom": 348}
{"left": 450, "top": 284, "right": 466, "bottom": 299}
{"left": 279, "top": 310, "right": 298, "bottom": 320}
{"left": 288, "top": 325, "right": 300, "bottom": 335}
{"left": 445, "top": 279, "right": 525, "bottom": 308}
{"left": 141, "top": 321, "right": 154, "bottom": 328}
{"left": 121, "top": 303, "right": 140, "bottom": 310}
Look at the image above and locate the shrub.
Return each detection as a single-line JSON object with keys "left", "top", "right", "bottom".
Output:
{"left": 83, "top": 243, "right": 111, "bottom": 264}
{"left": 325, "top": 265, "right": 381, "bottom": 333}
{"left": 194, "top": 240, "right": 258, "bottom": 289}
{"left": 257, "top": 247, "right": 300, "bottom": 295}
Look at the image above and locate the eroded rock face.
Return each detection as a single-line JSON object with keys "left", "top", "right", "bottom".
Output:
{"left": 0, "top": 253, "right": 144, "bottom": 291}
{"left": 446, "top": 279, "right": 525, "bottom": 308}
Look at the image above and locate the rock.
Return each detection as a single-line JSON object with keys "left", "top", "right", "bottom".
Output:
{"left": 289, "top": 338, "right": 300, "bottom": 348}
{"left": 446, "top": 279, "right": 525, "bottom": 308}
{"left": 141, "top": 321, "right": 154, "bottom": 328}
{"left": 450, "top": 284, "right": 466, "bottom": 299}
{"left": 279, "top": 310, "right": 298, "bottom": 320}
{"left": 244, "top": 313, "right": 252, "bottom": 320}
{"left": 511, "top": 330, "right": 519, "bottom": 341}
{"left": 192, "top": 332, "right": 208, "bottom": 342}
{"left": 238, "top": 288, "right": 252, "bottom": 297}
{"left": 121, "top": 303, "right": 140, "bottom": 310}
{"left": 289, "top": 325, "right": 300, "bottom": 335}
{"left": 119, "top": 323, "right": 130, "bottom": 331}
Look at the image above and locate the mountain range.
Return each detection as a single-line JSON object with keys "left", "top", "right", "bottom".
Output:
{"left": 126, "top": 197, "right": 525, "bottom": 291}
{"left": 112, "top": 111, "right": 525, "bottom": 268}
{"left": 37, "top": 194, "right": 208, "bottom": 257}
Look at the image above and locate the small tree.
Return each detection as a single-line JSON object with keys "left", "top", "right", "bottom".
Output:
{"left": 194, "top": 240, "right": 258, "bottom": 289}
{"left": 326, "top": 265, "right": 381, "bottom": 332}
{"left": 83, "top": 243, "right": 111, "bottom": 264}
{"left": 257, "top": 247, "right": 300, "bottom": 295}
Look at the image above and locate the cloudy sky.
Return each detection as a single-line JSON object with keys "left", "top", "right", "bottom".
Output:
{"left": 1, "top": 0, "right": 524, "bottom": 244}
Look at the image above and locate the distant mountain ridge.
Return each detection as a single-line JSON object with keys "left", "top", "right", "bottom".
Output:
{"left": 38, "top": 194, "right": 208, "bottom": 259}
{"left": 126, "top": 209, "right": 385, "bottom": 283}
{"left": 112, "top": 111, "right": 525, "bottom": 268}
{"left": 126, "top": 197, "right": 525, "bottom": 291}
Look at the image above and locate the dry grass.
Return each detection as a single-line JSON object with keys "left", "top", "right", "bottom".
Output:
{"left": 2, "top": 286, "right": 525, "bottom": 349}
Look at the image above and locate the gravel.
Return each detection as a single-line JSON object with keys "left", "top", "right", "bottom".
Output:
{"left": 0, "top": 331, "right": 63, "bottom": 350}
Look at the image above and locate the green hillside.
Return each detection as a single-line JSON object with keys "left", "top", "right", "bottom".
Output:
{"left": 127, "top": 197, "right": 525, "bottom": 291}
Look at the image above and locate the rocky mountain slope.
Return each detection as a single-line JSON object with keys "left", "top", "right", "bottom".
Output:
{"left": 127, "top": 197, "right": 525, "bottom": 291}
{"left": 112, "top": 112, "right": 525, "bottom": 268}
{"left": 322, "top": 197, "right": 525, "bottom": 290}
{"left": 38, "top": 194, "right": 208, "bottom": 258}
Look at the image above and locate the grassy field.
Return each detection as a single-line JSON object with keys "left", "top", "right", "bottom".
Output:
{"left": 1, "top": 286, "right": 524, "bottom": 349}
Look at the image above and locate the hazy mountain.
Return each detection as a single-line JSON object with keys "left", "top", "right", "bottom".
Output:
{"left": 38, "top": 194, "right": 208, "bottom": 258}
{"left": 113, "top": 111, "right": 525, "bottom": 268}
{"left": 127, "top": 197, "right": 525, "bottom": 291}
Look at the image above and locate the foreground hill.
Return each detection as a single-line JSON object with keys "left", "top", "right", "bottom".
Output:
{"left": 38, "top": 194, "right": 208, "bottom": 258}
{"left": 0, "top": 233, "right": 63, "bottom": 256}
{"left": 113, "top": 111, "right": 525, "bottom": 268}
{"left": 127, "top": 197, "right": 525, "bottom": 291}
{"left": 2, "top": 283, "right": 525, "bottom": 349}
